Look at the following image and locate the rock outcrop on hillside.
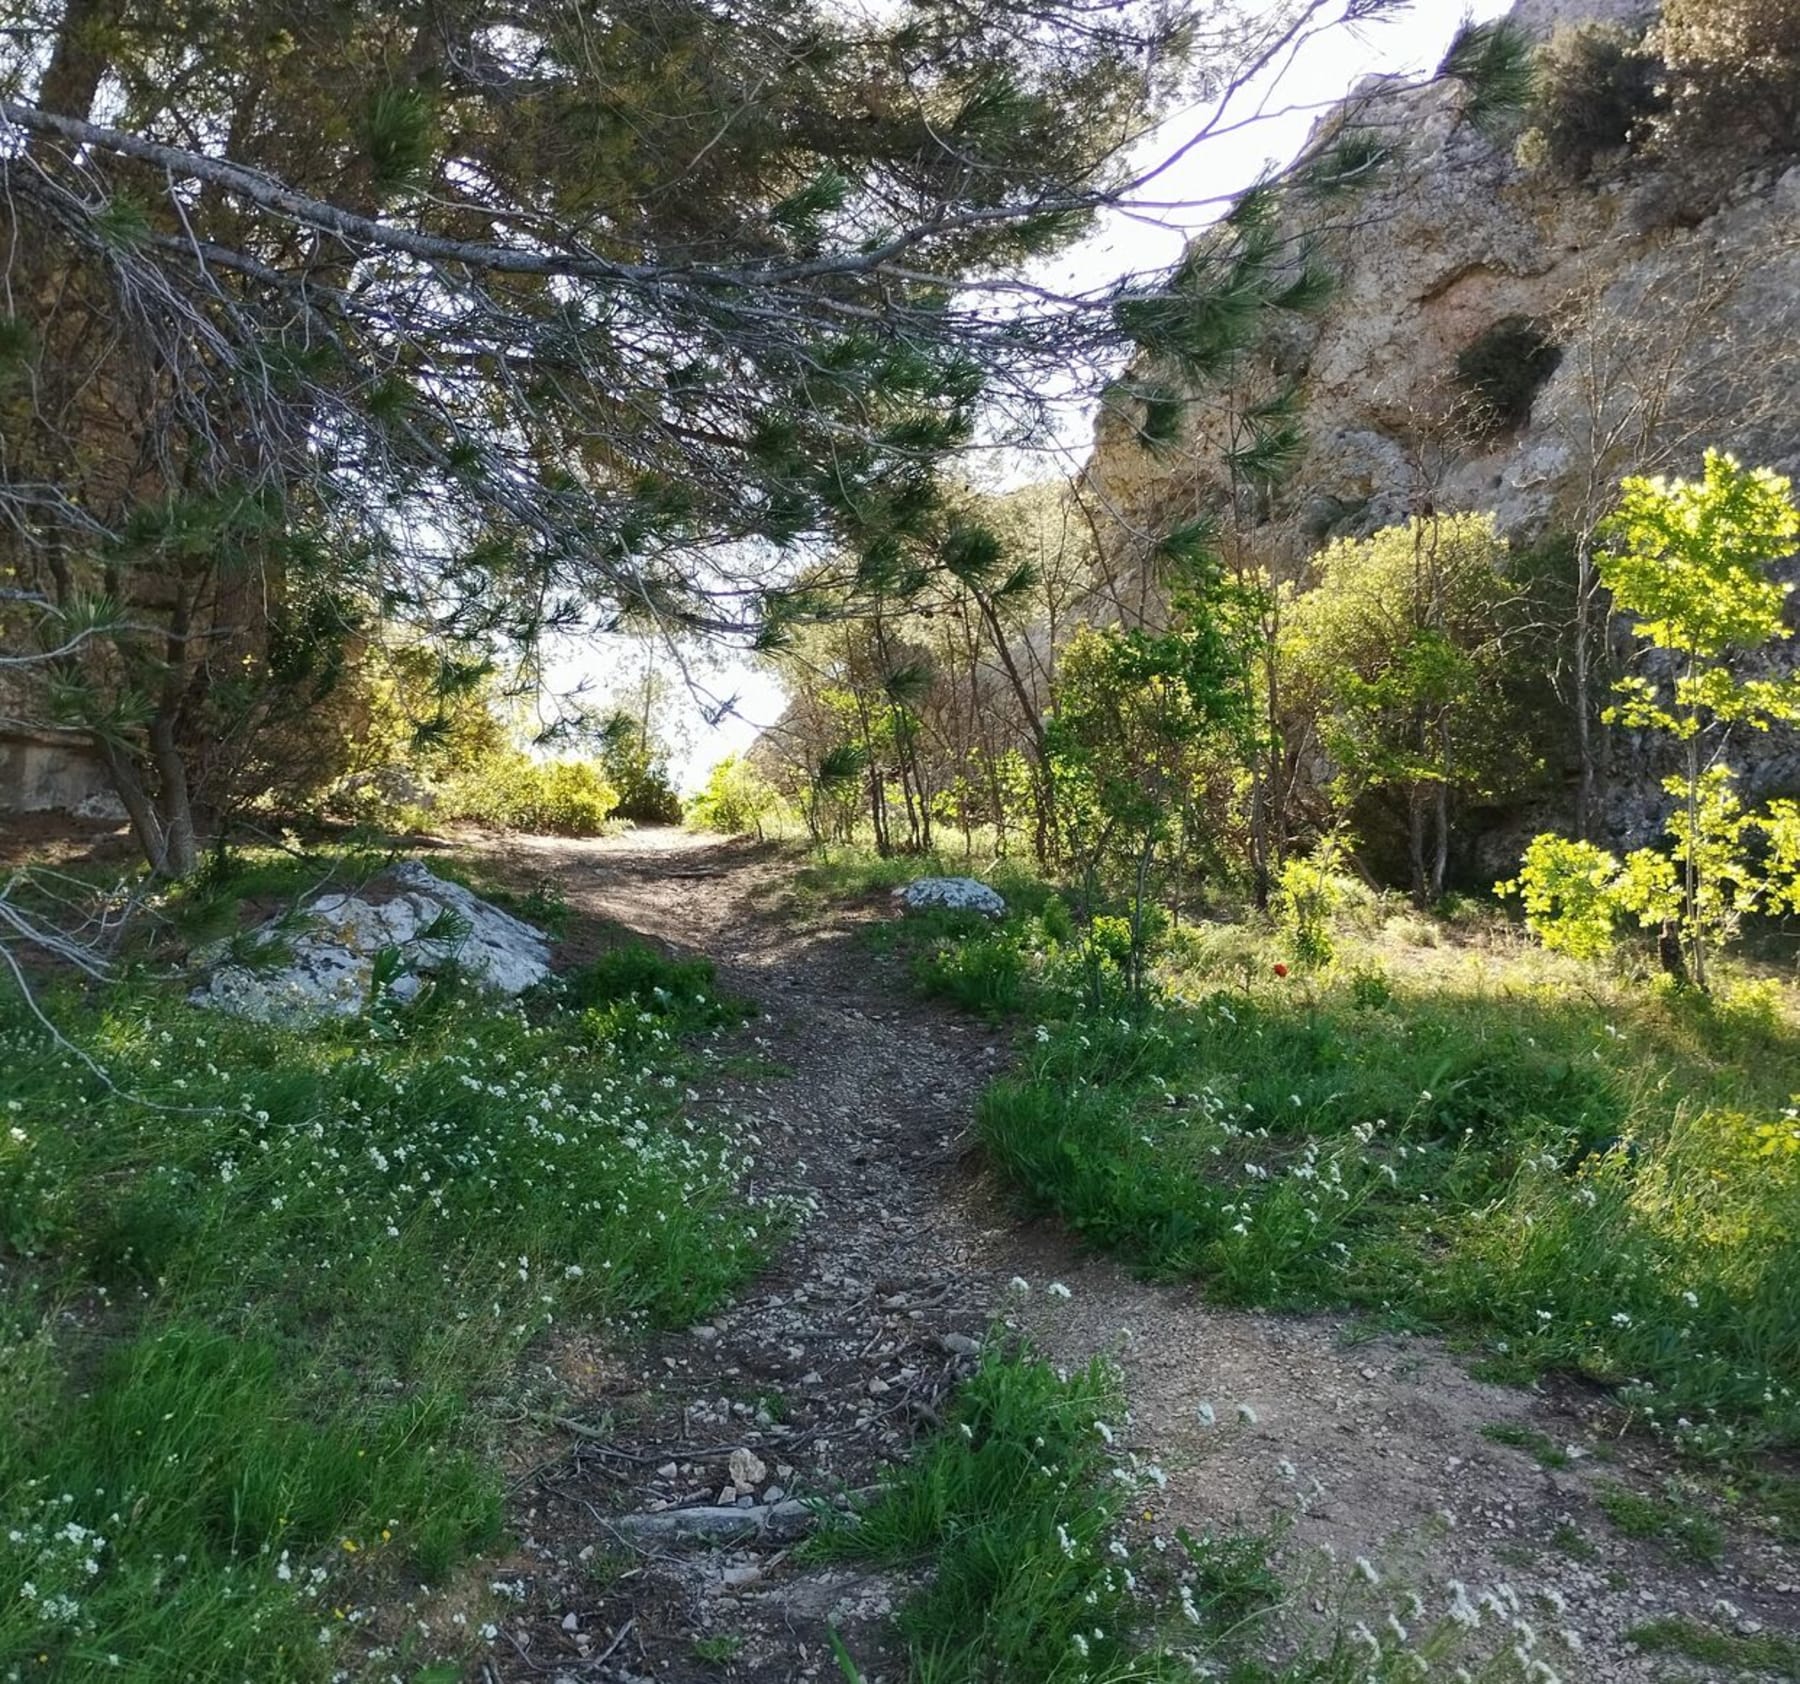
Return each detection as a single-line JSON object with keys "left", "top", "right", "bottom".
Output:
{"left": 1082, "top": 0, "right": 1800, "bottom": 853}
{"left": 192, "top": 861, "right": 552, "bottom": 1023}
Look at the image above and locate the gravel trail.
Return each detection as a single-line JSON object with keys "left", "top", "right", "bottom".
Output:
{"left": 469, "top": 829, "right": 1797, "bottom": 1684}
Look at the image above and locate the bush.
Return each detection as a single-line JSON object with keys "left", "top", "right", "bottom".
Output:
{"left": 1274, "top": 843, "right": 1348, "bottom": 971}
{"left": 1648, "top": 0, "right": 1800, "bottom": 168}
{"left": 1519, "top": 22, "right": 1661, "bottom": 180}
{"left": 687, "top": 753, "right": 785, "bottom": 836}
{"left": 597, "top": 718, "right": 684, "bottom": 824}
{"left": 436, "top": 751, "right": 619, "bottom": 834}
{"left": 1498, "top": 833, "right": 1622, "bottom": 959}
{"left": 913, "top": 926, "right": 1029, "bottom": 1016}
{"left": 606, "top": 758, "right": 682, "bottom": 825}
{"left": 1454, "top": 316, "right": 1562, "bottom": 434}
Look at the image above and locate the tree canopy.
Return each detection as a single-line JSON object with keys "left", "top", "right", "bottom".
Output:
{"left": 0, "top": 1, "right": 1523, "bottom": 873}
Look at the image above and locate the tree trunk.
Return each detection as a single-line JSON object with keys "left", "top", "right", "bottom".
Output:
{"left": 974, "top": 590, "right": 1056, "bottom": 862}
{"left": 35, "top": 0, "right": 119, "bottom": 122}
{"left": 1573, "top": 532, "right": 1597, "bottom": 839}
{"left": 99, "top": 740, "right": 174, "bottom": 877}
{"left": 1431, "top": 779, "right": 1450, "bottom": 904}
{"left": 1407, "top": 792, "right": 1428, "bottom": 907}
{"left": 149, "top": 714, "right": 201, "bottom": 878}
{"left": 1684, "top": 728, "right": 1705, "bottom": 992}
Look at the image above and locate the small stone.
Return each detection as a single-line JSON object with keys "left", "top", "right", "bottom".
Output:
{"left": 764, "top": 1485, "right": 785, "bottom": 1504}
{"left": 867, "top": 1377, "right": 890, "bottom": 1397}
{"left": 657, "top": 1462, "right": 678, "bottom": 1480}
{"left": 561, "top": 1613, "right": 579, "bottom": 1633}
{"left": 728, "top": 1447, "right": 768, "bottom": 1488}
{"left": 801, "top": 1370, "right": 824, "bottom": 1385}
{"left": 721, "top": 1565, "right": 762, "bottom": 1588}
{"left": 940, "top": 1333, "right": 980, "bottom": 1357}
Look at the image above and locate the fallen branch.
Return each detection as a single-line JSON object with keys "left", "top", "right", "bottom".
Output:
{"left": 607, "top": 1487, "right": 878, "bottom": 1549}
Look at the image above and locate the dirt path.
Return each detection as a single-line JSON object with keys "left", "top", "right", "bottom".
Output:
{"left": 475, "top": 830, "right": 1798, "bottom": 1684}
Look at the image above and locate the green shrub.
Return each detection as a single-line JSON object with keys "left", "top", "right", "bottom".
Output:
{"left": 1454, "top": 316, "right": 1562, "bottom": 434}
{"left": 914, "top": 928, "right": 1028, "bottom": 1016}
{"left": 436, "top": 750, "right": 618, "bottom": 834}
{"left": 597, "top": 717, "right": 683, "bottom": 824}
{"left": 1274, "top": 844, "right": 1347, "bottom": 970}
{"left": 1498, "top": 833, "right": 1621, "bottom": 958}
{"left": 1519, "top": 22, "right": 1661, "bottom": 179}
{"left": 687, "top": 753, "right": 785, "bottom": 837}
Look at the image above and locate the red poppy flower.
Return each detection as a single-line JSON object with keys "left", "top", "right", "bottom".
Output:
{"left": 1272, "top": 962, "right": 1289, "bottom": 978}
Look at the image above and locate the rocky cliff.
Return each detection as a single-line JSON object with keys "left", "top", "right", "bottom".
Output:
{"left": 1082, "top": 0, "right": 1800, "bottom": 854}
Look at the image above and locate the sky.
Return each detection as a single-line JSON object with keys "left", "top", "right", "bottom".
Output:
{"left": 565, "top": 0, "right": 1514, "bottom": 792}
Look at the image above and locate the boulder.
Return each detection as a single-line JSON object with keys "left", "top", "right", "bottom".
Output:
{"left": 894, "top": 876, "right": 1006, "bottom": 918}
{"left": 192, "top": 860, "right": 552, "bottom": 1023}
{"left": 71, "top": 789, "right": 129, "bottom": 823}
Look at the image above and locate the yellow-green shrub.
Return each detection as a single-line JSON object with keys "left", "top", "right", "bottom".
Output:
{"left": 437, "top": 752, "right": 619, "bottom": 835}
{"left": 687, "top": 753, "right": 785, "bottom": 837}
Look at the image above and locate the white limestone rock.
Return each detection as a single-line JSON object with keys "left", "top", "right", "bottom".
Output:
{"left": 192, "top": 860, "right": 551, "bottom": 1023}
{"left": 71, "top": 789, "right": 129, "bottom": 823}
{"left": 894, "top": 876, "right": 1006, "bottom": 918}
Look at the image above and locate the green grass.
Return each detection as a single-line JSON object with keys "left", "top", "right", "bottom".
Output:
{"left": 792, "top": 843, "right": 1057, "bottom": 924}
{"left": 1594, "top": 1480, "right": 1724, "bottom": 1562}
{"left": 813, "top": 1342, "right": 1177, "bottom": 1683}
{"left": 1627, "top": 1615, "right": 1800, "bottom": 1675}
{"left": 1479, "top": 1423, "right": 1570, "bottom": 1468}
{"left": 0, "top": 939, "right": 778, "bottom": 1680}
{"left": 0, "top": 841, "right": 398, "bottom": 958}
{"left": 1550, "top": 1521, "right": 1597, "bottom": 1560}
{"left": 974, "top": 951, "right": 1800, "bottom": 1445}
{"left": 823, "top": 1344, "right": 1583, "bottom": 1683}
{"left": 847, "top": 859, "right": 1146, "bottom": 1025}
{"left": 559, "top": 940, "right": 749, "bottom": 1045}
{"left": 789, "top": 843, "right": 947, "bottom": 911}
